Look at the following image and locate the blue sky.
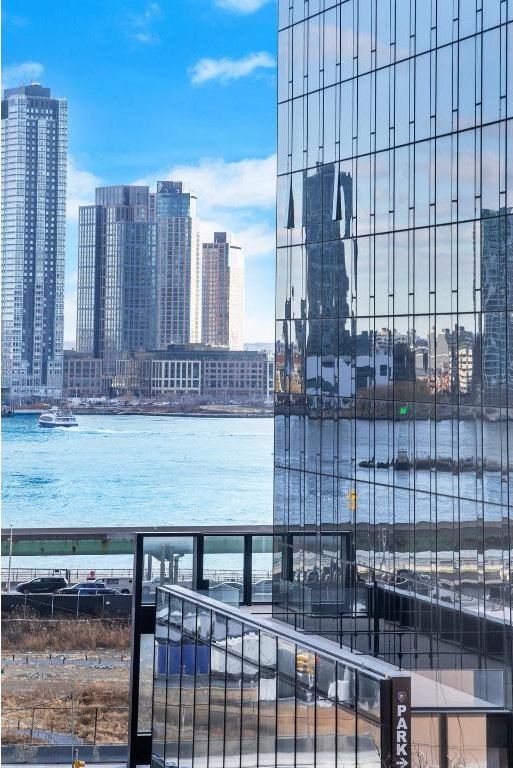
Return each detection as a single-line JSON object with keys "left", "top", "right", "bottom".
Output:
{"left": 2, "top": 0, "right": 277, "bottom": 343}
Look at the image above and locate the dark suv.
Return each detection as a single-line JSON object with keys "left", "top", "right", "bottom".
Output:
{"left": 15, "top": 576, "right": 68, "bottom": 594}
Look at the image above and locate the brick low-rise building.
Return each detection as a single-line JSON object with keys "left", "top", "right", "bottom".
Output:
{"left": 112, "top": 345, "right": 274, "bottom": 400}
{"left": 63, "top": 351, "right": 103, "bottom": 398}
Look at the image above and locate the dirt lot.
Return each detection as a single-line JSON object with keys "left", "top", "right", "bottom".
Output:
{"left": 2, "top": 655, "right": 130, "bottom": 744}
{"left": 1, "top": 615, "right": 131, "bottom": 745}
{"left": 2, "top": 613, "right": 130, "bottom": 652}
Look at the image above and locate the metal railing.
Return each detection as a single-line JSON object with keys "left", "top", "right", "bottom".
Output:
{"left": 2, "top": 567, "right": 134, "bottom": 585}
{"left": 2, "top": 567, "right": 272, "bottom": 593}
{"left": 159, "top": 584, "right": 389, "bottom": 681}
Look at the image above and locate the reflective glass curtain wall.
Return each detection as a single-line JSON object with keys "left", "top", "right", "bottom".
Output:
{"left": 151, "top": 587, "right": 383, "bottom": 768}
{"left": 76, "top": 186, "right": 157, "bottom": 377}
{"left": 154, "top": 181, "right": 201, "bottom": 347}
{"left": 274, "top": 0, "right": 513, "bottom": 670}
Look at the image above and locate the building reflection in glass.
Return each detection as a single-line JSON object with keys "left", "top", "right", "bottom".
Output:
{"left": 274, "top": 0, "right": 512, "bottom": 672}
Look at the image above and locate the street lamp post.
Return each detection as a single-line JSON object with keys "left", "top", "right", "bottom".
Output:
{"left": 7, "top": 525, "right": 14, "bottom": 593}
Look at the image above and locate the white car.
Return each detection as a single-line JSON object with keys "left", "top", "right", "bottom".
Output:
{"left": 93, "top": 576, "right": 132, "bottom": 594}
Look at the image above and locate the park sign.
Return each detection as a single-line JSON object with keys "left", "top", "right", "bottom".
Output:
{"left": 391, "top": 677, "right": 411, "bottom": 768}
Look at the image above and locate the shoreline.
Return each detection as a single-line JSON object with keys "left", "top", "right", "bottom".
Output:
{"left": 10, "top": 407, "right": 274, "bottom": 418}
{"left": 7, "top": 407, "right": 508, "bottom": 422}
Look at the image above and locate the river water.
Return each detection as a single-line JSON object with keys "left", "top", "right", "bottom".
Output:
{"left": 2, "top": 414, "right": 274, "bottom": 567}
{"left": 3, "top": 412, "right": 509, "bottom": 570}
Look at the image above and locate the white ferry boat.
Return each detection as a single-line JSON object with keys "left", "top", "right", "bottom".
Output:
{"left": 38, "top": 407, "right": 78, "bottom": 428}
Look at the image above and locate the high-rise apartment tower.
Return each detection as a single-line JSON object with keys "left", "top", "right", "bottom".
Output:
{"left": 202, "top": 232, "right": 245, "bottom": 349}
{"left": 154, "top": 181, "right": 201, "bottom": 346}
{"left": 76, "top": 185, "right": 157, "bottom": 377}
{"left": 1, "top": 84, "right": 67, "bottom": 399}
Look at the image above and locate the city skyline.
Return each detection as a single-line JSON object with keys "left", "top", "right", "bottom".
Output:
{"left": 76, "top": 181, "right": 246, "bottom": 355}
{"left": 2, "top": 0, "right": 513, "bottom": 765}
{"left": 2, "top": 0, "right": 277, "bottom": 345}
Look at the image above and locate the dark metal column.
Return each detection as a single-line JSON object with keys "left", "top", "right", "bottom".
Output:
{"left": 380, "top": 676, "right": 412, "bottom": 768}
{"left": 243, "top": 534, "right": 253, "bottom": 605}
{"left": 439, "top": 714, "right": 448, "bottom": 768}
{"left": 192, "top": 534, "right": 209, "bottom": 592}
{"left": 128, "top": 534, "right": 146, "bottom": 767}
{"left": 283, "top": 533, "right": 294, "bottom": 582}
{"left": 128, "top": 534, "right": 160, "bottom": 767}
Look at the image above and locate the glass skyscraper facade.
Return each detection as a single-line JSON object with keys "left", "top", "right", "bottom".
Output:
{"left": 155, "top": 181, "right": 201, "bottom": 347}
{"left": 274, "top": 0, "right": 513, "bottom": 673}
{"left": 1, "top": 83, "right": 67, "bottom": 399}
{"left": 76, "top": 185, "right": 157, "bottom": 377}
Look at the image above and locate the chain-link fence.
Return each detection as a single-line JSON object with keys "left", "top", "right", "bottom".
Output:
{"left": 2, "top": 705, "right": 129, "bottom": 746}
